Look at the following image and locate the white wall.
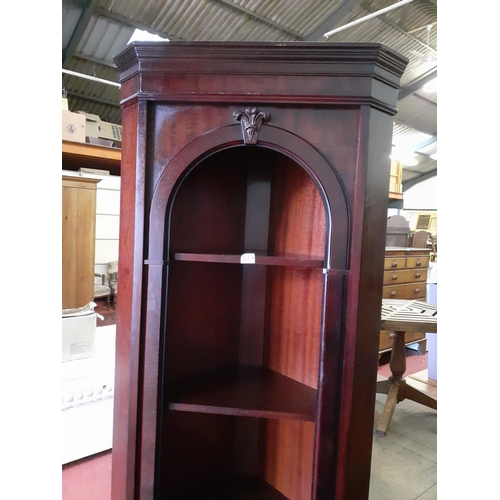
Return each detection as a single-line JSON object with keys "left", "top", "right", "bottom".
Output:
{"left": 62, "top": 170, "right": 120, "bottom": 280}
{"left": 403, "top": 176, "right": 437, "bottom": 210}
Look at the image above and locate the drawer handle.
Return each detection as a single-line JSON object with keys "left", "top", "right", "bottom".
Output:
{"left": 415, "top": 272, "right": 421, "bottom": 278}
{"left": 416, "top": 260, "right": 422, "bottom": 266}
{"left": 414, "top": 288, "right": 420, "bottom": 294}
{"left": 391, "top": 261, "right": 398, "bottom": 268}
{"left": 390, "top": 291, "right": 397, "bottom": 297}
{"left": 391, "top": 274, "right": 398, "bottom": 280}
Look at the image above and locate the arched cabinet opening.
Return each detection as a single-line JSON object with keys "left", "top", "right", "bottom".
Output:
{"left": 156, "top": 146, "right": 336, "bottom": 500}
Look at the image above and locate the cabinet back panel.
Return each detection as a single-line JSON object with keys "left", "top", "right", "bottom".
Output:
{"left": 168, "top": 150, "right": 248, "bottom": 254}
{"left": 265, "top": 266, "right": 323, "bottom": 388}
{"left": 263, "top": 160, "right": 324, "bottom": 500}
{"left": 264, "top": 419, "right": 315, "bottom": 500}
{"left": 163, "top": 145, "right": 324, "bottom": 499}
{"left": 158, "top": 411, "right": 236, "bottom": 497}
{"left": 164, "top": 261, "right": 243, "bottom": 380}
{"left": 268, "top": 158, "right": 327, "bottom": 259}
{"left": 264, "top": 161, "right": 325, "bottom": 387}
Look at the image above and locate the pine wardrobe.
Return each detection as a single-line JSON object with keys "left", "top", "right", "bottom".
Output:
{"left": 111, "top": 42, "right": 408, "bottom": 500}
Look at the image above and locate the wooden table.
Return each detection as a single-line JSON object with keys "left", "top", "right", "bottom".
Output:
{"left": 376, "top": 299, "right": 437, "bottom": 436}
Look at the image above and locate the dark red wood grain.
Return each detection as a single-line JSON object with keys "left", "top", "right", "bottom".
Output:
{"left": 180, "top": 475, "right": 290, "bottom": 499}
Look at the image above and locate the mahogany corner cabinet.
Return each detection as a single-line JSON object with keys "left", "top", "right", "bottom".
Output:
{"left": 111, "top": 42, "right": 408, "bottom": 500}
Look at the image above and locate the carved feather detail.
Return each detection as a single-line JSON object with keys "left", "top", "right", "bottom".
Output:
{"left": 233, "top": 107, "right": 270, "bottom": 144}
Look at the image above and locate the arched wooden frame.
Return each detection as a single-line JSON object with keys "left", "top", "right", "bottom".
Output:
{"left": 138, "top": 122, "right": 351, "bottom": 498}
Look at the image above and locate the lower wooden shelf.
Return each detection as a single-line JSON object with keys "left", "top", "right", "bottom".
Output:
{"left": 181, "top": 475, "right": 289, "bottom": 499}
{"left": 407, "top": 369, "right": 437, "bottom": 400}
{"left": 167, "top": 365, "right": 317, "bottom": 421}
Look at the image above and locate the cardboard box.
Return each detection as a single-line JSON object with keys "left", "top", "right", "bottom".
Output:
{"left": 62, "top": 311, "right": 97, "bottom": 362}
{"left": 62, "top": 110, "right": 86, "bottom": 143}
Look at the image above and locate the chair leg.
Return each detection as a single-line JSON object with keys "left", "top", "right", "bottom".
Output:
{"left": 107, "top": 295, "right": 110, "bottom": 310}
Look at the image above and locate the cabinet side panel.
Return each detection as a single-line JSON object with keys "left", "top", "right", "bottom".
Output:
{"left": 340, "top": 107, "right": 394, "bottom": 500}
{"left": 111, "top": 102, "right": 143, "bottom": 500}
{"left": 62, "top": 184, "right": 77, "bottom": 308}
{"left": 62, "top": 181, "right": 97, "bottom": 309}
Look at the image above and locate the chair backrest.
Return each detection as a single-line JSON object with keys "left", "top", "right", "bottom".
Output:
{"left": 108, "top": 261, "right": 118, "bottom": 275}
{"left": 411, "top": 230, "right": 429, "bottom": 248}
{"left": 107, "top": 261, "right": 119, "bottom": 287}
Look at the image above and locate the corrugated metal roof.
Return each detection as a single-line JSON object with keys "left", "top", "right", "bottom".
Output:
{"left": 62, "top": 0, "right": 437, "bottom": 186}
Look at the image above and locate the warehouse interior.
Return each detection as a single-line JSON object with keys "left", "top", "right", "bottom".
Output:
{"left": 6, "top": 2, "right": 500, "bottom": 500}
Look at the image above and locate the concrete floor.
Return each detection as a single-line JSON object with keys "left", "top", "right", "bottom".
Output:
{"left": 369, "top": 385, "right": 437, "bottom": 500}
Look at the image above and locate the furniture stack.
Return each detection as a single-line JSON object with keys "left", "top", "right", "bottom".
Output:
{"left": 380, "top": 247, "right": 431, "bottom": 355}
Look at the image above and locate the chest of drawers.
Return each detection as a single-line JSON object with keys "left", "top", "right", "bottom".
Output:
{"left": 379, "top": 247, "right": 431, "bottom": 352}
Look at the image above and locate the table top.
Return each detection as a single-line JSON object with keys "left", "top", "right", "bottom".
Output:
{"left": 381, "top": 299, "right": 437, "bottom": 333}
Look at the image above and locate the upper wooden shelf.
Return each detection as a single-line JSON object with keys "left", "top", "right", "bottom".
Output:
{"left": 172, "top": 252, "right": 325, "bottom": 268}
{"left": 62, "top": 140, "right": 121, "bottom": 174}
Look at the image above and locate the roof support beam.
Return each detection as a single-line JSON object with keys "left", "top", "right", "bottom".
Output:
{"left": 359, "top": 1, "right": 437, "bottom": 53}
{"left": 402, "top": 168, "right": 437, "bottom": 191}
{"left": 214, "top": 0, "right": 303, "bottom": 39}
{"left": 414, "top": 135, "right": 437, "bottom": 151}
{"left": 66, "top": 89, "right": 120, "bottom": 107}
{"left": 73, "top": 52, "right": 117, "bottom": 69}
{"left": 393, "top": 118, "right": 435, "bottom": 138}
{"left": 399, "top": 69, "right": 437, "bottom": 99}
{"left": 94, "top": 7, "right": 182, "bottom": 41}
{"left": 63, "top": 0, "right": 99, "bottom": 68}
{"left": 306, "top": 0, "right": 365, "bottom": 40}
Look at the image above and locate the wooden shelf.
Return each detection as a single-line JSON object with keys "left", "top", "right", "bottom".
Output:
{"left": 184, "top": 476, "right": 289, "bottom": 499}
{"left": 172, "top": 252, "right": 324, "bottom": 268}
{"left": 407, "top": 369, "right": 437, "bottom": 402}
{"left": 168, "top": 365, "right": 317, "bottom": 422}
{"left": 389, "top": 191, "right": 404, "bottom": 200}
{"left": 62, "top": 140, "right": 121, "bottom": 174}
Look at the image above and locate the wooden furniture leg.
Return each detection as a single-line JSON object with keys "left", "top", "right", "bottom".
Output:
{"left": 376, "top": 330, "right": 437, "bottom": 436}
{"left": 376, "top": 331, "right": 406, "bottom": 436}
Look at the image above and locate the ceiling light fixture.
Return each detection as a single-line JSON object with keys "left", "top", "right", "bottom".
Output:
{"left": 324, "top": 0, "right": 415, "bottom": 38}
{"left": 62, "top": 69, "right": 121, "bottom": 88}
{"left": 410, "top": 25, "right": 437, "bottom": 67}
{"left": 391, "top": 148, "right": 419, "bottom": 167}
{"left": 423, "top": 78, "right": 437, "bottom": 93}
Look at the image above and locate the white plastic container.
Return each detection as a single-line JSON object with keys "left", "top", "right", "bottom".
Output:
{"left": 62, "top": 302, "right": 102, "bottom": 362}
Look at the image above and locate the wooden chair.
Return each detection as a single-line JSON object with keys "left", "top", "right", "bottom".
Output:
{"left": 107, "top": 261, "right": 118, "bottom": 309}
{"left": 411, "top": 230, "right": 430, "bottom": 248}
{"left": 430, "top": 234, "right": 437, "bottom": 262}
{"left": 94, "top": 273, "right": 111, "bottom": 310}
